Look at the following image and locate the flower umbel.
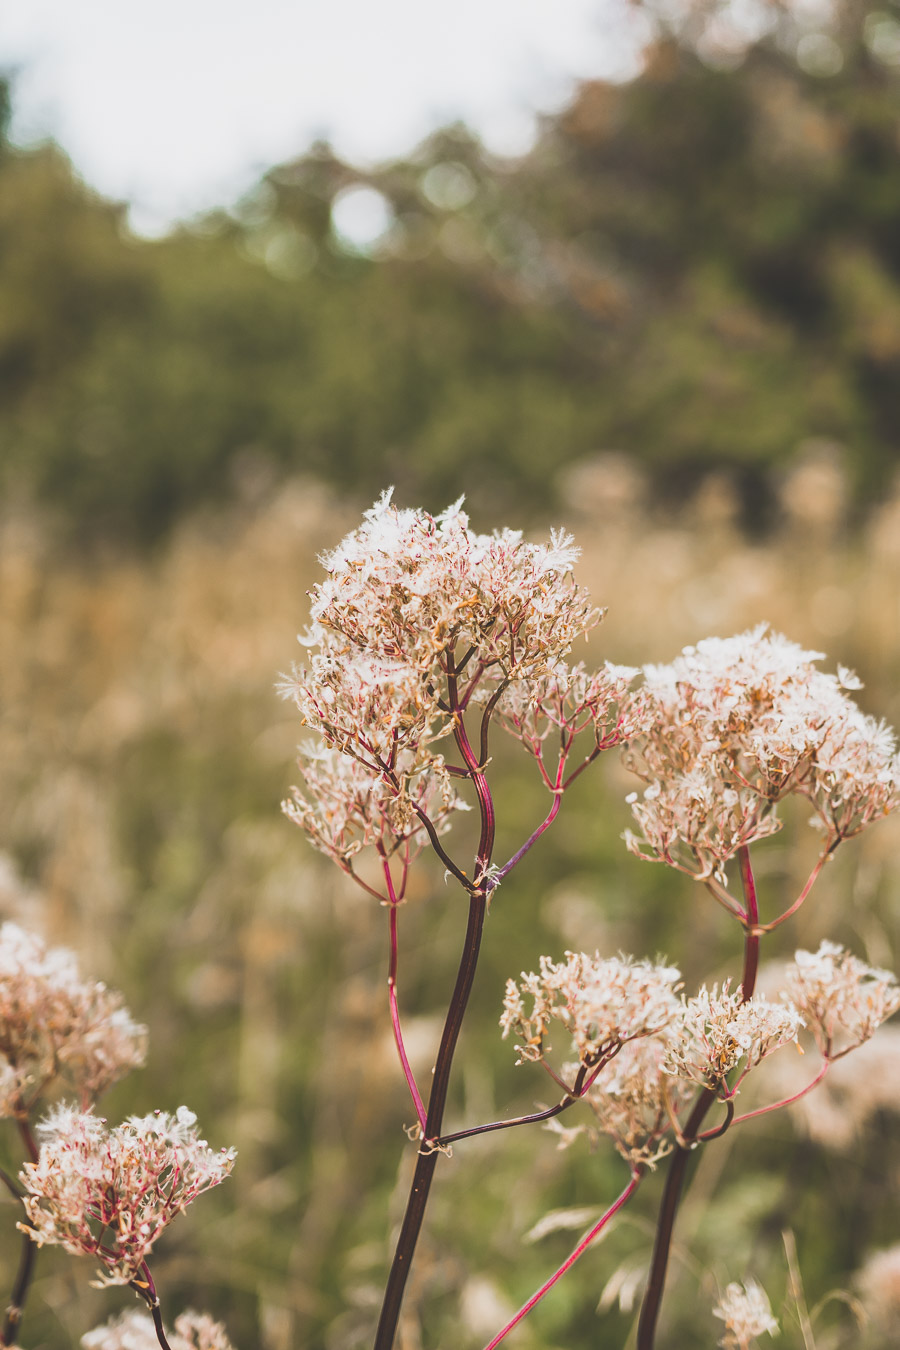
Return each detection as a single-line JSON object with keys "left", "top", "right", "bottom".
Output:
{"left": 19, "top": 1105, "right": 236, "bottom": 1286}
{"left": 785, "top": 941, "right": 900, "bottom": 1057}
{"left": 0, "top": 923, "right": 147, "bottom": 1116}
{"left": 663, "top": 984, "right": 802, "bottom": 1092}
{"left": 501, "top": 952, "right": 682, "bottom": 1068}
{"left": 576, "top": 1036, "right": 695, "bottom": 1169}
{"left": 622, "top": 626, "right": 900, "bottom": 880}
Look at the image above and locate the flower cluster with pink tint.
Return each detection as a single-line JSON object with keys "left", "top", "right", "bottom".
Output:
{"left": 712, "top": 1279, "right": 779, "bottom": 1348}
{"left": 622, "top": 626, "right": 900, "bottom": 880}
{"left": 82, "top": 1310, "right": 235, "bottom": 1350}
{"left": 0, "top": 923, "right": 146, "bottom": 1116}
{"left": 279, "top": 493, "right": 638, "bottom": 879}
{"left": 500, "top": 952, "right": 682, "bottom": 1066}
{"left": 19, "top": 1105, "right": 235, "bottom": 1286}
{"left": 785, "top": 941, "right": 900, "bottom": 1058}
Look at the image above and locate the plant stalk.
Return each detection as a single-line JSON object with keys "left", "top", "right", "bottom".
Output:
{"left": 636, "top": 846, "right": 761, "bottom": 1349}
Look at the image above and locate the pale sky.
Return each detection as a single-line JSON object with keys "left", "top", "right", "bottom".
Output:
{"left": 0, "top": 0, "right": 647, "bottom": 235}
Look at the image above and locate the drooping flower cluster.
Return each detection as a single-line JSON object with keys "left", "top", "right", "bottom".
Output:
{"left": 501, "top": 952, "right": 682, "bottom": 1067}
{"left": 574, "top": 1037, "right": 695, "bottom": 1169}
{"left": 622, "top": 626, "right": 900, "bottom": 880}
{"left": 712, "top": 1279, "right": 779, "bottom": 1348}
{"left": 662, "top": 984, "right": 802, "bottom": 1092}
{"left": 282, "top": 743, "right": 467, "bottom": 867}
{"left": 83, "top": 1310, "right": 235, "bottom": 1350}
{"left": 0, "top": 923, "right": 147, "bottom": 1116}
{"left": 280, "top": 493, "right": 633, "bottom": 881}
{"left": 19, "top": 1105, "right": 236, "bottom": 1286}
{"left": 785, "top": 941, "right": 900, "bottom": 1058}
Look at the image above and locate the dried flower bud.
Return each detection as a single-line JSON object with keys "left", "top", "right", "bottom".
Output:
{"left": 501, "top": 952, "right": 681, "bottom": 1067}
{"left": 0, "top": 923, "right": 146, "bottom": 1116}
{"left": 713, "top": 1279, "right": 779, "bottom": 1348}
{"left": 785, "top": 941, "right": 900, "bottom": 1057}
{"left": 19, "top": 1105, "right": 235, "bottom": 1286}
{"left": 82, "top": 1310, "right": 235, "bottom": 1350}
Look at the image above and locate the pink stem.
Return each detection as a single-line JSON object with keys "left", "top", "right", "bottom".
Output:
{"left": 706, "top": 1057, "right": 830, "bottom": 1134}
{"left": 481, "top": 1172, "right": 642, "bottom": 1350}
{"left": 384, "top": 862, "right": 427, "bottom": 1132}
{"left": 762, "top": 848, "right": 831, "bottom": 932}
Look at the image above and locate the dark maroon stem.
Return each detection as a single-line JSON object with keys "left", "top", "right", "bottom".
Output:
{"left": 1, "top": 1114, "right": 41, "bottom": 1346}
{"left": 372, "top": 891, "right": 488, "bottom": 1350}
{"left": 374, "top": 649, "right": 498, "bottom": 1350}
{"left": 637, "top": 846, "right": 761, "bottom": 1350}
{"left": 1, "top": 1235, "right": 36, "bottom": 1348}
{"left": 131, "top": 1264, "right": 173, "bottom": 1350}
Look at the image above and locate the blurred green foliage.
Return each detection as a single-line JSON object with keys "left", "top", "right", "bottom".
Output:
{"left": 2, "top": 0, "right": 900, "bottom": 543}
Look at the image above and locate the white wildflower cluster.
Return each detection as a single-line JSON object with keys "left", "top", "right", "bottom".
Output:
{"left": 0, "top": 923, "right": 147, "bottom": 1116}
{"left": 785, "top": 941, "right": 900, "bottom": 1058}
{"left": 713, "top": 1279, "right": 779, "bottom": 1348}
{"left": 576, "top": 1037, "right": 695, "bottom": 1169}
{"left": 622, "top": 626, "right": 900, "bottom": 879}
{"left": 83, "top": 1310, "right": 235, "bottom": 1350}
{"left": 19, "top": 1105, "right": 236, "bottom": 1286}
{"left": 280, "top": 492, "right": 621, "bottom": 877}
{"left": 663, "top": 984, "right": 802, "bottom": 1091}
{"left": 504, "top": 954, "right": 811, "bottom": 1165}
{"left": 500, "top": 952, "right": 682, "bottom": 1066}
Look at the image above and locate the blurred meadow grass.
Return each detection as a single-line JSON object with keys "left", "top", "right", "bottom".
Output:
{"left": 1, "top": 461, "right": 899, "bottom": 1348}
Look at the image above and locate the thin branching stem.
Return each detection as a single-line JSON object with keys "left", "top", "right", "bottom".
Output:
{"left": 637, "top": 846, "right": 762, "bottom": 1350}
{"left": 372, "top": 892, "right": 488, "bottom": 1350}
{"left": 481, "top": 1171, "right": 643, "bottom": 1350}
{"left": 717, "top": 1058, "right": 830, "bottom": 1132}
{"left": 1, "top": 1234, "right": 36, "bottom": 1348}
{"left": 131, "top": 1265, "right": 173, "bottom": 1350}
{"left": 761, "top": 843, "right": 835, "bottom": 932}
{"left": 384, "top": 873, "right": 427, "bottom": 1132}
{"left": 374, "top": 647, "right": 496, "bottom": 1350}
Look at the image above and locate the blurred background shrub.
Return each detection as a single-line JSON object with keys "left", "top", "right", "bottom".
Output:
{"left": 1, "top": 0, "right": 900, "bottom": 543}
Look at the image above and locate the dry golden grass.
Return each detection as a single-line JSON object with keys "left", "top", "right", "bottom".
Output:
{"left": 2, "top": 463, "right": 899, "bottom": 1348}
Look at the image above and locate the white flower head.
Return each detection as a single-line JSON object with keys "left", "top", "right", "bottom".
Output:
{"left": 577, "top": 1035, "right": 694, "bottom": 1168}
{"left": 623, "top": 626, "right": 900, "bottom": 875}
{"left": 713, "top": 1279, "right": 779, "bottom": 1348}
{"left": 664, "top": 984, "right": 802, "bottom": 1091}
{"left": 19, "top": 1106, "right": 236, "bottom": 1286}
{"left": 282, "top": 493, "right": 602, "bottom": 742}
{"left": 501, "top": 952, "right": 682, "bottom": 1067}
